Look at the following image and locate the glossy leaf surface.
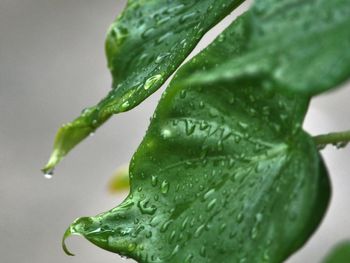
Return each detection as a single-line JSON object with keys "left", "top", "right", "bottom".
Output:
{"left": 43, "top": 0, "right": 245, "bottom": 173}
{"left": 64, "top": 17, "right": 331, "bottom": 262}
{"left": 187, "top": 0, "right": 350, "bottom": 96}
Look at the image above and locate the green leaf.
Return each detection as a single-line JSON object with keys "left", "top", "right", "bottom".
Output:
{"left": 63, "top": 18, "right": 331, "bottom": 262}
{"left": 187, "top": 0, "right": 350, "bottom": 96}
{"left": 108, "top": 165, "right": 130, "bottom": 193}
{"left": 42, "top": 0, "right": 246, "bottom": 174}
{"left": 323, "top": 241, "right": 350, "bottom": 263}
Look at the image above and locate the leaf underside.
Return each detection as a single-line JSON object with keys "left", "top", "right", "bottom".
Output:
{"left": 43, "top": 0, "right": 246, "bottom": 173}
{"left": 62, "top": 3, "right": 337, "bottom": 262}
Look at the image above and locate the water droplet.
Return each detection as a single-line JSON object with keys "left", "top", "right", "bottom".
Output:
{"left": 251, "top": 226, "right": 258, "bottom": 239}
{"left": 206, "top": 199, "right": 217, "bottom": 211}
{"left": 44, "top": 168, "right": 54, "bottom": 179}
{"left": 155, "top": 53, "right": 171, "bottom": 64}
{"left": 137, "top": 199, "right": 157, "bottom": 215}
{"left": 151, "top": 175, "right": 158, "bottom": 187}
{"left": 121, "top": 101, "right": 130, "bottom": 109}
{"left": 203, "top": 189, "right": 215, "bottom": 200}
{"left": 185, "top": 253, "right": 194, "bottom": 263}
{"left": 156, "top": 32, "right": 173, "bottom": 44}
{"left": 144, "top": 74, "right": 162, "bottom": 90}
{"left": 141, "top": 27, "right": 155, "bottom": 39}
{"left": 169, "top": 230, "right": 176, "bottom": 242}
{"left": 180, "top": 12, "right": 197, "bottom": 24}
{"left": 238, "top": 121, "right": 249, "bottom": 130}
{"left": 185, "top": 120, "right": 196, "bottom": 136}
{"left": 217, "top": 34, "right": 226, "bottom": 42}
{"left": 263, "top": 250, "right": 270, "bottom": 261}
{"left": 160, "top": 220, "right": 173, "bottom": 233}
{"left": 92, "top": 119, "right": 98, "bottom": 127}
{"left": 181, "top": 217, "right": 189, "bottom": 230}
{"left": 194, "top": 224, "right": 205, "bottom": 238}
{"left": 219, "top": 223, "right": 227, "bottom": 233}
{"left": 161, "top": 180, "right": 170, "bottom": 194}
{"left": 170, "top": 3, "right": 186, "bottom": 12}
{"left": 199, "top": 245, "right": 206, "bottom": 257}
{"left": 180, "top": 90, "right": 187, "bottom": 99}
{"left": 145, "top": 231, "right": 152, "bottom": 238}
{"left": 127, "top": 242, "right": 137, "bottom": 252}
{"left": 161, "top": 129, "right": 172, "bottom": 139}
{"left": 256, "top": 213, "right": 263, "bottom": 222}
{"left": 234, "top": 135, "right": 242, "bottom": 144}
{"left": 229, "top": 230, "right": 237, "bottom": 239}
{"left": 236, "top": 212, "right": 244, "bottom": 223}
{"left": 217, "top": 140, "right": 223, "bottom": 151}
{"left": 157, "top": 16, "right": 171, "bottom": 25}
{"left": 170, "top": 244, "right": 180, "bottom": 257}
{"left": 44, "top": 173, "right": 53, "bottom": 179}
{"left": 200, "top": 121, "right": 209, "bottom": 130}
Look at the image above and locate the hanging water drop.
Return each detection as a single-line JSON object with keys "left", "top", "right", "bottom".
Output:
{"left": 44, "top": 168, "right": 54, "bottom": 179}
{"left": 44, "top": 173, "right": 53, "bottom": 179}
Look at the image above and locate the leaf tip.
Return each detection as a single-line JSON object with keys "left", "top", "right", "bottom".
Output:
{"left": 41, "top": 149, "right": 61, "bottom": 177}
{"left": 62, "top": 216, "right": 100, "bottom": 257}
{"left": 62, "top": 226, "right": 76, "bottom": 256}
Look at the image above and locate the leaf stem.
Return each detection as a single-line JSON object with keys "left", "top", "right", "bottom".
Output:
{"left": 313, "top": 130, "right": 350, "bottom": 149}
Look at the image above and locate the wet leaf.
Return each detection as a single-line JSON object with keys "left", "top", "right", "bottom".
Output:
{"left": 187, "top": 0, "right": 350, "bottom": 96}
{"left": 43, "top": 0, "right": 246, "bottom": 174}
{"left": 63, "top": 17, "right": 331, "bottom": 262}
{"left": 323, "top": 241, "right": 350, "bottom": 263}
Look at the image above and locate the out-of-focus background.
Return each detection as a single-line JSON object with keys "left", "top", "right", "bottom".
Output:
{"left": 0, "top": 1, "right": 349, "bottom": 262}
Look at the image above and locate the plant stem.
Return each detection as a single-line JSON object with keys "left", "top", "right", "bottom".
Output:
{"left": 313, "top": 130, "right": 350, "bottom": 149}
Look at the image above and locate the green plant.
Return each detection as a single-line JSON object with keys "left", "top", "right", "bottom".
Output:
{"left": 323, "top": 241, "right": 350, "bottom": 263}
{"left": 44, "top": 0, "right": 350, "bottom": 262}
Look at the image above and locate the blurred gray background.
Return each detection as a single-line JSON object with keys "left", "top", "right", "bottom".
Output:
{"left": 0, "top": 1, "right": 349, "bottom": 262}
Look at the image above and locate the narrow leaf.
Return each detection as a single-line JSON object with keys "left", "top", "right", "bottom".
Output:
{"left": 43, "top": 0, "right": 246, "bottom": 174}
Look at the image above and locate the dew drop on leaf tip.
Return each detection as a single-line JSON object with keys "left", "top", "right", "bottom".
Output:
{"left": 44, "top": 172, "right": 53, "bottom": 179}
{"left": 43, "top": 168, "right": 54, "bottom": 179}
